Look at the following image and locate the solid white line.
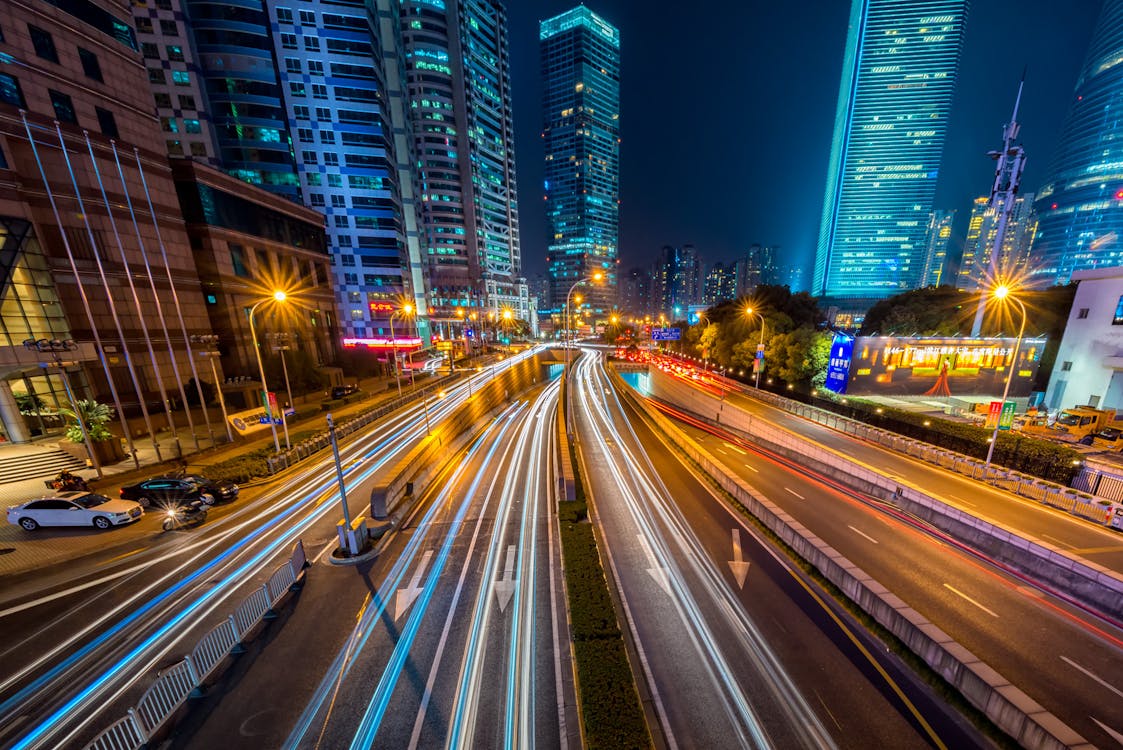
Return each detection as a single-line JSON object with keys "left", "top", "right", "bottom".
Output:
{"left": 784, "top": 487, "right": 804, "bottom": 500}
{"left": 942, "top": 583, "right": 999, "bottom": 618}
{"left": 1041, "top": 534, "right": 1076, "bottom": 550}
{"left": 1061, "top": 656, "right": 1123, "bottom": 700}
{"left": 744, "top": 464, "right": 758, "bottom": 473}
{"left": 847, "top": 525, "right": 879, "bottom": 545}
{"left": 1091, "top": 716, "right": 1123, "bottom": 746}
{"left": 723, "top": 442, "right": 747, "bottom": 455}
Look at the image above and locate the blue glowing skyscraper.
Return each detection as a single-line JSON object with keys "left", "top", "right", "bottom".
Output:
{"left": 1031, "top": 0, "right": 1123, "bottom": 285}
{"left": 813, "top": 0, "right": 969, "bottom": 301}
{"left": 541, "top": 6, "right": 620, "bottom": 314}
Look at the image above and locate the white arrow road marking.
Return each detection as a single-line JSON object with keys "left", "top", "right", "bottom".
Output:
{"left": 494, "top": 544, "right": 517, "bottom": 613}
{"left": 847, "top": 525, "right": 879, "bottom": 544}
{"left": 942, "top": 583, "right": 999, "bottom": 618}
{"left": 1092, "top": 717, "right": 1123, "bottom": 745}
{"left": 728, "top": 528, "right": 750, "bottom": 588}
{"left": 1061, "top": 656, "right": 1123, "bottom": 699}
{"left": 637, "top": 534, "right": 671, "bottom": 596}
{"left": 395, "top": 550, "right": 433, "bottom": 621}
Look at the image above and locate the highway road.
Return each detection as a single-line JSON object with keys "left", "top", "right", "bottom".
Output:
{"left": 629, "top": 362, "right": 1123, "bottom": 748}
{"left": 573, "top": 350, "right": 983, "bottom": 749}
{"left": 0, "top": 351, "right": 541, "bottom": 750}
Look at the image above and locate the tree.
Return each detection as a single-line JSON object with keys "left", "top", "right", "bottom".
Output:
{"left": 60, "top": 398, "right": 115, "bottom": 443}
{"left": 860, "top": 286, "right": 972, "bottom": 335}
{"left": 734, "top": 329, "right": 831, "bottom": 388}
{"left": 264, "top": 349, "right": 327, "bottom": 395}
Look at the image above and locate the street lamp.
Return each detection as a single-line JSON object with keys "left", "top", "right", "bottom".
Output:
{"left": 23, "top": 338, "right": 103, "bottom": 478}
{"left": 983, "top": 284, "right": 1027, "bottom": 474}
{"left": 389, "top": 303, "right": 414, "bottom": 398}
{"left": 269, "top": 332, "right": 295, "bottom": 448}
{"left": 565, "top": 271, "right": 604, "bottom": 369}
{"left": 249, "top": 290, "right": 287, "bottom": 453}
{"left": 745, "top": 306, "right": 767, "bottom": 389}
{"left": 190, "top": 334, "right": 234, "bottom": 444}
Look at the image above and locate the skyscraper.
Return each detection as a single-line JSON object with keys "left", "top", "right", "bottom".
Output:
{"left": 703, "top": 262, "right": 737, "bottom": 305}
{"left": 401, "top": 0, "right": 528, "bottom": 323}
{"left": 1031, "top": 0, "right": 1123, "bottom": 285}
{"left": 922, "top": 210, "right": 955, "bottom": 287}
{"left": 541, "top": 6, "right": 620, "bottom": 315}
{"left": 813, "top": 0, "right": 969, "bottom": 300}
{"left": 651, "top": 245, "right": 701, "bottom": 319}
{"left": 957, "top": 194, "right": 1036, "bottom": 291}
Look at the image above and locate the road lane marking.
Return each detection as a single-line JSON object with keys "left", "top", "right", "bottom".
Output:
{"left": 1062, "top": 656, "right": 1123, "bottom": 700}
{"left": 744, "top": 463, "right": 758, "bottom": 473}
{"left": 1071, "top": 545, "right": 1123, "bottom": 555}
{"left": 943, "top": 584, "right": 999, "bottom": 618}
{"left": 723, "top": 442, "right": 747, "bottom": 455}
{"left": 847, "top": 526, "right": 879, "bottom": 545}
{"left": 101, "top": 547, "right": 146, "bottom": 565}
{"left": 716, "top": 448, "right": 729, "bottom": 455}
{"left": 313, "top": 539, "right": 337, "bottom": 565}
{"left": 728, "top": 529, "right": 750, "bottom": 588}
{"left": 945, "top": 494, "right": 974, "bottom": 507}
{"left": 784, "top": 487, "right": 805, "bottom": 500}
{"left": 394, "top": 549, "right": 433, "bottom": 620}
{"left": 637, "top": 534, "right": 671, "bottom": 596}
{"left": 1040, "top": 534, "right": 1075, "bottom": 550}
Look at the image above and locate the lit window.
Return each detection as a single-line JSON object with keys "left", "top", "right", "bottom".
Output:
{"left": 172, "top": 70, "right": 190, "bottom": 86}
{"left": 184, "top": 118, "right": 201, "bottom": 134}
{"left": 166, "top": 45, "right": 184, "bottom": 62}
{"left": 0, "top": 73, "right": 26, "bottom": 108}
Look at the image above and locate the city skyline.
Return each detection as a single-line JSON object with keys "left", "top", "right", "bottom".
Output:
{"left": 508, "top": 1, "right": 1102, "bottom": 282}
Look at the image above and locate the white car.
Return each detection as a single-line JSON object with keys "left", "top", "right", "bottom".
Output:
{"left": 7, "top": 491, "right": 144, "bottom": 531}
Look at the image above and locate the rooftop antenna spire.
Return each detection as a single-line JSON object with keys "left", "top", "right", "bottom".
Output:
{"left": 971, "top": 73, "right": 1029, "bottom": 336}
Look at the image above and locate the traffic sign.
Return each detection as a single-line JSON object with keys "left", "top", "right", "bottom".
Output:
{"left": 651, "top": 327, "right": 681, "bottom": 341}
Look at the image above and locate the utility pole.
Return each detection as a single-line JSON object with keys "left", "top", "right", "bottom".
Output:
{"left": 972, "top": 74, "right": 1028, "bottom": 336}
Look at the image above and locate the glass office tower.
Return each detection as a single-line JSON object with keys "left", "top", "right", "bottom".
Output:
{"left": 541, "top": 6, "right": 620, "bottom": 315}
{"left": 1031, "top": 0, "right": 1123, "bottom": 285}
{"left": 401, "top": 0, "right": 528, "bottom": 323}
{"left": 813, "top": 0, "right": 969, "bottom": 301}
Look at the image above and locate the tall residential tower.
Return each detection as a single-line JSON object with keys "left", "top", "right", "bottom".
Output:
{"left": 813, "top": 0, "right": 969, "bottom": 301}
{"left": 541, "top": 6, "right": 620, "bottom": 315}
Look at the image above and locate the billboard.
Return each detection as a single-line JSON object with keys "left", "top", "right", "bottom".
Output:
{"left": 824, "top": 334, "right": 854, "bottom": 394}
{"left": 837, "top": 335, "right": 1046, "bottom": 397}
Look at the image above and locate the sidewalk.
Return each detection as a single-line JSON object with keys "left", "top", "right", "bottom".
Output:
{"left": 0, "top": 371, "right": 442, "bottom": 579}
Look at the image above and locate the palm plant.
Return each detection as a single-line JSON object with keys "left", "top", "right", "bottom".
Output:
{"left": 59, "top": 399, "right": 115, "bottom": 443}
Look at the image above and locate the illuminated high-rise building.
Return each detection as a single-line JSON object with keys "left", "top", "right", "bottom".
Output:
{"left": 541, "top": 6, "right": 620, "bottom": 314}
{"left": 401, "top": 0, "right": 528, "bottom": 323}
{"left": 957, "top": 194, "right": 1036, "bottom": 291}
{"left": 813, "top": 0, "right": 969, "bottom": 300}
{"left": 1031, "top": 0, "right": 1123, "bottom": 284}
{"left": 922, "top": 210, "right": 955, "bottom": 287}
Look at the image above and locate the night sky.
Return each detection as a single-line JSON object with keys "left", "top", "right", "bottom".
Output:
{"left": 507, "top": 1, "right": 1104, "bottom": 288}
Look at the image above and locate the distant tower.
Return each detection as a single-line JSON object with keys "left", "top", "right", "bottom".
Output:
{"left": 970, "top": 78, "right": 1028, "bottom": 335}
{"left": 813, "top": 0, "right": 969, "bottom": 301}
{"left": 541, "top": 6, "right": 621, "bottom": 315}
{"left": 923, "top": 210, "right": 956, "bottom": 287}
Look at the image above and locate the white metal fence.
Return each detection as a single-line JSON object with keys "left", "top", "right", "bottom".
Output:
{"left": 83, "top": 540, "right": 307, "bottom": 750}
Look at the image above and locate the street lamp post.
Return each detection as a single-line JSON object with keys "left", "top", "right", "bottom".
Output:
{"left": 564, "top": 272, "right": 604, "bottom": 371}
{"left": 984, "top": 285, "right": 1027, "bottom": 474}
{"left": 249, "top": 290, "right": 287, "bottom": 453}
{"left": 190, "top": 334, "right": 234, "bottom": 444}
{"left": 24, "top": 338, "right": 103, "bottom": 478}
{"left": 389, "top": 303, "right": 414, "bottom": 399}
{"left": 745, "top": 306, "right": 767, "bottom": 389}
{"left": 270, "top": 334, "right": 294, "bottom": 451}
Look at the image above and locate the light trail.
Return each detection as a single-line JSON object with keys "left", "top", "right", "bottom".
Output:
{"left": 573, "top": 350, "right": 837, "bottom": 750}
{"left": 5, "top": 349, "right": 542, "bottom": 750}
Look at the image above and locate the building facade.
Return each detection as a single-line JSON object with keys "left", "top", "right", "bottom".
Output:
{"left": 1031, "top": 1, "right": 1123, "bottom": 285}
{"left": 703, "top": 262, "right": 737, "bottom": 305}
{"left": 651, "top": 244, "right": 701, "bottom": 319}
{"left": 1044, "top": 266, "right": 1123, "bottom": 411}
{"left": 617, "top": 265, "right": 651, "bottom": 318}
{"left": 541, "top": 6, "right": 620, "bottom": 316}
{"left": 0, "top": 0, "right": 216, "bottom": 448}
{"left": 813, "top": 0, "right": 969, "bottom": 300}
{"left": 956, "top": 194, "right": 1036, "bottom": 292}
{"left": 400, "top": 0, "right": 528, "bottom": 323}
{"left": 921, "top": 209, "right": 955, "bottom": 287}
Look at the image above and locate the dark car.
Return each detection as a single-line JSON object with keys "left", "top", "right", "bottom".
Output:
{"left": 119, "top": 474, "right": 239, "bottom": 507}
{"left": 331, "top": 384, "right": 360, "bottom": 399}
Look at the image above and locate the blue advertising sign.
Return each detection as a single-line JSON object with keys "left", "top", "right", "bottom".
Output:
{"left": 824, "top": 334, "right": 854, "bottom": 394}
{"left": 651, "top": 327, "right": 681, "bottom": 341}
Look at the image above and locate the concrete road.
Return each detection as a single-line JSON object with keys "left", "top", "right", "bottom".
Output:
{"left": 573, "top": 350, "right": 982, "bottom": 749}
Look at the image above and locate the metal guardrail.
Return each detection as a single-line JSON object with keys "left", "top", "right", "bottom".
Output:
{"left": 728, "top": 380, "right": 1123, "bottom": 529}
{"left": 266, "top": 374, "right": 458, "bottom": 474}
{"left": 84, "top": 540, "right": 307, "bottom": 750}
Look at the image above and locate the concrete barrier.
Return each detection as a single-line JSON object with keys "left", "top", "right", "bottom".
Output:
{"left": 612, "top": 369, "right": 1089, "bottom": 750}
{"left": 647, "top": 366, "right": 1123, "bottom": 620}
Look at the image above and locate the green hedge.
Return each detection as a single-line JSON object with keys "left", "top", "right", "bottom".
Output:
{"left": 812, "top": 397, "right": 1082, "bottom": 484}
{"left": 199, "top": 430, "right": 319, "bottom": 483}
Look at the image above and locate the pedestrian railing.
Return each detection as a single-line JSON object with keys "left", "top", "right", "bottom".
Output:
{"left": 83, "top": 540, "right": 307, "bottom": 750}
{"left": 266, "top": 374, "right": 458, "bottom": 474}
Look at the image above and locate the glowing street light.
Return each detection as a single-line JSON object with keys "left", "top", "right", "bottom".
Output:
{"left": 249, "top": 290, "right": 289, "bottom": 452}
{"left": 983, "top": 284, "right": 1027, "bottom": 473}
{"left": 744, "top": 306, "right": 767, "bottom": 389}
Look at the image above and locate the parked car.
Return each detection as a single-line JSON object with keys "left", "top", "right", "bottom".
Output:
{"left": 119, "top": 474, "right": 239, "bottom": 507}
{"left": 8, "top": 492, "right": 143, "bottom": 531}
{"left": 331, "top": 384, "right": 360, "bottom": 400}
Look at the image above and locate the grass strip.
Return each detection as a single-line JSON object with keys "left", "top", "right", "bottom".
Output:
{"left": 558, "top": 438, "right": 651, "bottom": 749}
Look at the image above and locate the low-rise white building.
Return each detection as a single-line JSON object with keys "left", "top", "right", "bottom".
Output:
{"left": 1046, "top": 266, "right": 1123, "bottom": 411}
